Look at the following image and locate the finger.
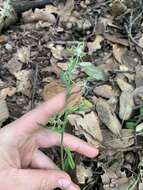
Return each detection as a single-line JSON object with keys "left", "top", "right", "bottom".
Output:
{"left": 15, "top": 169, "right": 79, "bottom": 190}
{"left": 35, "top": 130, "right": 99, "bottom": 158}
{"left": 8, "top": 92, "right": 66, "bottom": 134}
{"left": 31, "top": 150, "right": 59, "bottom": 170}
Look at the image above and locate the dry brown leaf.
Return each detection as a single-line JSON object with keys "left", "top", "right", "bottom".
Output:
{"left": 139, "top": 35, "right": 143, "bottom": 48}
{"left": 0, "top": 35, "right": 8, "bottom": 44}
{"left": 135, "top": 65, "right": 143, "bottom": 88}
{"left": 17, "top": 46, "right": 30, "bottom": 63}
{"left": 111, "top": 0, "right": 127, "bottom": 17}
{"left": 102, "top": 128, "right": 134, "bottom": 149}
{"left": 0, "top": 97, "right": 9, "bottom": 126}
{"left": 42, "top": 81, "right": 82, "bottom": 108}
{"left": 59, "top": 0, "right": 74, "bottom": 22}
{"left": 22, "top": 8, "right": 56, "bottom": 24}
{"left": 119, "top": 90, "right": 134, "bottom": 120}
{"left": 116, "top": 78, "right": 134, "bottom": 91}
{"left": 57, "top": 62, "right": 68, "bottom": 71}
{"left": 113, "top": 44, "right": 126, "bottom": 63}
{"left": 51, "top": 45, "right": 64, "bottom": 60}
{"left": 96, "top": 98, "right": 121, "bottom": 136}
{"left": 14, "top": 70, "right": 32, "bottom": 97}
{"left": 133, "top": 87, "right": 143, "bottom": 105}
{"left": 104, "top": 33, "right": 129, "bottom": 47}
{"left": 68, "top": 111, "right": 103, "bottom": 146}
{"left": 87, "top": 35, "right": 104, "bottom": 55}
{"left": 94, "top": 85, "right": 115, "bottom": 99}
{"left": 76, "top": 163, "right": 92, "bottom": 184}
{"left": 0, "top": 87, "right": 16, "bottom": 98}
{"left": 6, "top": 56, "right": 22, "bottom": 75}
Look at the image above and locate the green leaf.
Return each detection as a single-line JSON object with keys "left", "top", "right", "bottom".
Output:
{"left": 64, "top": 148, "right": 75, "bottom": 170}
{"left": 81, "top": 65, "right": 108, "bottom": 81}
{"left": 125, "top": 122, "right": 136, "bottom": 129}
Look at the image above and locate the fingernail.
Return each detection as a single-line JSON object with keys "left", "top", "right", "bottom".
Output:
{"left": 58, "top": 178, "right": 71, "bottom": 188}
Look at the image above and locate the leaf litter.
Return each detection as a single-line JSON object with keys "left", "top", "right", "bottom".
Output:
{"left": 1, "top": 0, "right": 143, "bottom": 189}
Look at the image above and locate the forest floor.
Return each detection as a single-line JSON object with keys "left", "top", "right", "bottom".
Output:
{"left": 0, "top": 0, "right": 143, "bottom": 189}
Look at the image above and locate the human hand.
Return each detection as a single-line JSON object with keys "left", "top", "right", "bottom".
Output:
{"left": 0, "top": 91, "right": 98, "bottom": 190}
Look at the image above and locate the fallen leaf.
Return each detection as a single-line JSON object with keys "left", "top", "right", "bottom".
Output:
{"left": 133, "top": 87, "right": 143, "bottom": 105}
{"left": 0, "top": 96, "right": 9, "bottom": 126}
{"left": 87, "top": 35, "right": 104, "bottom": 55}
{"left": 80, "top": 62, "right": 108, "bottom": 81}
{"left": 135, "top": 65, "right": 143, "bottom": 88}
{"left": 17, "top": 46, "right": 30, "bottom": 63}
{"left": 59, "top": 0, "right": 74, "bottom": 22}
{"left": 0, "top": 87, "right": 16, "bottom": 98}
{"left": 102, "top": 128, "right": 134, "bottom": 149}
{"left": 96, "top": 98, "right": 122, "bottom": 136}
{"left": 5, "top": 56, "right": 22, "bottom": 75}
{"left": 0, "top": 35, "right": 8, "bottom": 44}
{"left": 136, "top": 123, "right": 143, "bottom": 133}
{"left": 94, "top": 85, "right": 115, "bottom": 99}
{"left": 138, "top": 34, "right": 143, "bottom": 48}
{"left": 42, "top": 81, "right": 82, "bottom": 108}
{"left": 116, "top": 78, "right": 134, "bottom": 91}
{"left": 76, "top": 163, "right": 92, "bottom": 184}
{"left": 119, "top": 90, "right": 134, "bottom": 120}
{"left": 14, "top": 70, "right": 32, "bottom": 97}
{"left": 104, "top": 33, "right": 129, "bottom": 47}
{"left": 113, "top": 44, "right": 126, "bottom": 63}
{"left": 22, "top": 8, "right": 56, "bottom": 24}
{"left": 51, "top": 45, "right": 64, "bottom": 60}
{"left": 111, "top": 0, "right": 127, "bottom": 17}
{"left": 68, "top": 111, "right": 103, "bottom": 146}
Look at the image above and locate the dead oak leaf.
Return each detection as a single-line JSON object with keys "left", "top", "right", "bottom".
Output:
{"left": 42, "top": 80, "right": 82, "bottom": 108}
{"left": 14, "top": 70, "right": 32, "bottom": 97}
{"left": 87, "top": 35, "right": 104, "bottom": 55}
{"left": 68, "top": 111, "right": 103, "bottom": 147}
{"left": 17, "top": 46, "right": 30, "bottom": 63}
{"left": 96, "top": 98, "right": 122, "bottom": 136}
{"left": 51, "top": 45, "right": 64, "bottom": 60}
{"left": 59, "top": 0, "right": 74, "bottom": 22}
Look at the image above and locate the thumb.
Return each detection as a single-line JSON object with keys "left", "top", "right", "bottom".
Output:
{"left": 16, "top": 169, "right": 79, "bottom": 190}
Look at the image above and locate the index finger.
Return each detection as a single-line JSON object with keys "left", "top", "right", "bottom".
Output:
{"left": 8, "top": 92, "right": 66, "bottom": 134}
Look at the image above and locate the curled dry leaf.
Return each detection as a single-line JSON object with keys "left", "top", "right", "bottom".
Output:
{"left": 0, "top": 96, "right": 9, "bottom": 126}
{"left": 51, "top": 45, "right": 64, "bottom": 60}
{"left": 42, "top": 80, "right": 82, "bottom": 108}
{"left": 68, "top": 111, "right": 103, "bottom": 146}
{"left": 17, "top": 46, "right": 30, "bottom": 63}
{"left": 76, "top": 163, "right": 92, "bottom": 184}
{"left": 119, "top": 90, "right": 134, "bottom": 120}
{"left": 96, "top": 98, "right": 121, "bottom": 136}
{"left": 14, "top": 70, "right": 32, "bottom": 97}
{"left": 94, "top": 85, "right": 115, "bottom": 99}
{"left": 87, "top": 35, "right": 104, "bottom": 55}
{"left": 116, "top": 78, "right": 134, "bottom": 92}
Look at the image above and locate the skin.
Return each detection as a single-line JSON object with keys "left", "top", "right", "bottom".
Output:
{"left": 0, "top": 91, "right": 99, "bottom": 190}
